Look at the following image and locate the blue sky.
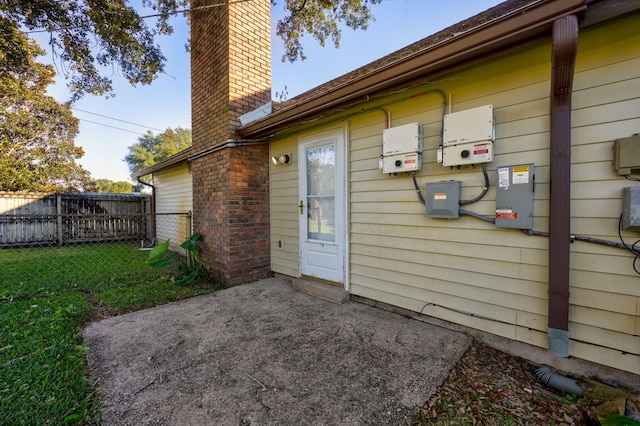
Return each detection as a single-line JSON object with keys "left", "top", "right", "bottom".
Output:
{"left": 44, "top": 0, "right": 502, "bottom": 183}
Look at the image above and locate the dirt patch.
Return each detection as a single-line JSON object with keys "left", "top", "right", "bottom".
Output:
{"left": 83, "top": 278, "right": 471, "bottom": 425}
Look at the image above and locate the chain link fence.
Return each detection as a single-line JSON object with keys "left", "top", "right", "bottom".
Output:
{"left": 1, "top": 192, "right": 193, "bottom": 292}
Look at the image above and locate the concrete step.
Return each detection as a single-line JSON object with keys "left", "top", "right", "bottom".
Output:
{"left": 292, "top": 278, "right": 349, "bottom": 304}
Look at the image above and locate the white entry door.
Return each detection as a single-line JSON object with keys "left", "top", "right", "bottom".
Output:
{"left": 299, "top": 129, "right": 346, "bottom": 284}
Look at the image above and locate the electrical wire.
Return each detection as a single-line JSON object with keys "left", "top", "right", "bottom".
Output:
{"left": 459, "top": 163, "right": 489, "bottom": 205}
{"left": 72, "top": 108, "right": 164, "bottom": 132}
{"left": 521, "top": 229, "right": 549, "bottom": 237}
{"left": 572, "top": 234, "right": 627, "bottom": 250}
{"left": 618, "top": 214, "right": 640, "bottom": 274}
{"left": 412, "top": 172, "right": 426, "bottom": 205}
{"left": 418, "top": 301, "right": 514, "bottom": 327}
{"left": 459, "top": 208, "right": 495, "bottom": 223}
{"left": 78, "top": 118, "right": 147, "bottom": 135}
{"left": 411, "top": 159, "right": 640, "bottom": 273}
{"left": 518, "top": 215, "right": 640, "bottom": 275}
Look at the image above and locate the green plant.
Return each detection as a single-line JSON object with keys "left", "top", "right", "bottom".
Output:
{"left": 1, "top": 242, "right": 220, "bottom": 423}
{"left": 600, "top": 413, "right": 640, "bottom": 426}
{"left": 147, "top": 233, "right": 208, "bottom": 286}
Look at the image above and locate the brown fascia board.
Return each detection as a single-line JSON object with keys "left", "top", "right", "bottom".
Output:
{"left": 132, "top": 147, "right": 194, "bottom": 179}
{"left": 581, "top": 0, "right": 640, "bottom": 28}
{"left": 238, "top": 0, "right": 587, "bottom": 139}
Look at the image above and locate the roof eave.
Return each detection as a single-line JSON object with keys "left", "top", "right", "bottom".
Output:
{"left": 132, "top": 147, "right": 194, "bottom": 179}
{"left": 238, "top": 0, "right": 586, "bottom": 139}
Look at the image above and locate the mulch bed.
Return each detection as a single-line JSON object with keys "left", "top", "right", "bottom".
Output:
{"left": 414, "top": 341, "right": 600, "bottom": 425}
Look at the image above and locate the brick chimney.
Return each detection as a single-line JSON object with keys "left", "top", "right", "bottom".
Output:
{"left": 190, "top": 0, "right": 271, "bottom": 286}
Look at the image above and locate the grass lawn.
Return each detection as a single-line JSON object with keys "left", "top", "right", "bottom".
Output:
{"left": 0, "top": 243, "right": 220, "bottom": 425}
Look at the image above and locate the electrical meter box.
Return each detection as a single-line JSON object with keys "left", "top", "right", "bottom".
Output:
{"left": 426, "top": 181, "right": 460, "bottom": 218}
{"left": 442, "top": 105, "right": 494, "bottom": 167}
{"left": 495, "top": 164, "right": 534, "bottom": 229}
{"left": 381, "top": 123, "right": 423, "bottom": 173}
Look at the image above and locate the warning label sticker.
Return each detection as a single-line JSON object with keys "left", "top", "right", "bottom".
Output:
{"left": 473, "top": 142, "right": 491, "bottom": 161}
{"left": 512, "top": 165, "right": 530, "bottom": 184}
{"left": 434, "top": 193, "right": 447, "bottom": 200}
{"left": 498, "top": 167, "right": 509, "bottom": 188}
{"left": 496, "top": 207, "right": 517, "bottom": 220}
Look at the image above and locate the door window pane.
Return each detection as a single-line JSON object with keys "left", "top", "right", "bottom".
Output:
{"left": 306, "top": 145, "right": 335, "bottom": 242}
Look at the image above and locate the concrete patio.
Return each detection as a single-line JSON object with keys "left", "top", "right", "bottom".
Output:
{"left": 83, "top": 277, "right": 471, "bottom": 425}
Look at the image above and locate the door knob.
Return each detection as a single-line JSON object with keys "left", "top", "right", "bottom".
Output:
{"left": 299, "top": 200, "right": 304, "bottom": 215}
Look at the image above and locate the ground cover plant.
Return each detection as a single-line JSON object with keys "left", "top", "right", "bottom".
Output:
{"left": 0, "top": 243, "right": 219, "bottom": 424}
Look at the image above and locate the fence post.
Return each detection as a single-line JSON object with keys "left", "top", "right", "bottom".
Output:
{"left": 56, "top": 194, "right": 63, "bottom": 246}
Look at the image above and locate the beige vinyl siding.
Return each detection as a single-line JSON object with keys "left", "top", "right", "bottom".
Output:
{"left": 268, "top": 15, "right": 640, "bottom": 374}
{"left": 565, "top": 14, "right": 640, "bottom": 367}
{"left": 347, "top": 38, "right": 553, "bottom": 346}
{"left": 153, "top": 163, "right": 192, "bottom": 251}
{"left": 270, "top": 143, "right": 300, "bottom": 277}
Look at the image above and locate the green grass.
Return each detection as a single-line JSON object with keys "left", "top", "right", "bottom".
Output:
{"left": 0, "top": 243, "right": 220, "bottom": 425}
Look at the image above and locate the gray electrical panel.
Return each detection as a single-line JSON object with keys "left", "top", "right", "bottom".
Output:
{"left": 622, "top": 186, "right": 640, "bottom": 230}
{"left": 426, "top": 181, "right": 460, "bottom": 218}
{"left": 495, "top": 164, "right": 534, "bottom": 229}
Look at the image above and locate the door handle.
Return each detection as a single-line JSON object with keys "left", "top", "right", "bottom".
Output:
{"left": 299, "top": 200, "right": 304, "bottom": 215}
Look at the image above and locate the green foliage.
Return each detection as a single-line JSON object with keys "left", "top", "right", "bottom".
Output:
{"left": 124, "top": 127, "right": 192, "bottom": 177}
{"left": 95, "top": 178, "right": 133, "bottom": 193}
{"left": 275, "top": 0, "right": 384, "bottom": 61}
{"left": 0, "top": 19, "right": 92, "bottom": 192}
{"left": 180, "top": 232, "right": 203, "bottom": 261}
{"left": 1, "top": 1, "right": 168, "bottom": 100}
{"left": 147, "top": 239, "right": 175, "bottom": 266}
{"left": 0, "top": 243, "right": 219, "bottom": 423}
{"left": 600, "top": 414, "right": 640, "bottom": 426}
{"left": 147, "top": 233, "right": 207, "bottom": 286}
{"left": 2, "top": 1, "right": 384, "bottom": 99}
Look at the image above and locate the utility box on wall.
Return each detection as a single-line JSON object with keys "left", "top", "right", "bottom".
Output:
{"left": 381, "top": 123, "right": 423, "bottom": 174}
{"left": 613, "top": 134, "right": 640, "bottom": 175}
{"left": 426, "top": 181, "right": 460, "bottom": 218}
{"left": 622, "top": 186, "right": 640, "bottom": 230}
{"left": 442, "top": 105, "right": 494, "bottom": 167}
{"left": 495, "top": 164, "right": 534, "bottom": 229}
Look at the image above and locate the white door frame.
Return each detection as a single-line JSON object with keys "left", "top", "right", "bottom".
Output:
{"left": 298, "top": 128, "right": 347, "bottom": 285}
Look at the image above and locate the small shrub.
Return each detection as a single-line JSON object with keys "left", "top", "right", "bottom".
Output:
{"left": 146, "top": 233, "right": 208, "bottom": 286}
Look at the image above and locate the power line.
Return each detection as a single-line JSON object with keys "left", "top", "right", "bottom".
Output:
{"left": 79, "top": 118, "right": 147, "bottom": 136}
{"left": 72, "top": 107, "right": 164, "bottom": 132}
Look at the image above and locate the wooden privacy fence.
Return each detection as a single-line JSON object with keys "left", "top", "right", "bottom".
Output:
{"left": 0, "top": 192, "right": 152, "bottom": 247}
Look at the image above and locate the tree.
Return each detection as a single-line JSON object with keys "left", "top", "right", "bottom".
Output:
{"left": 0, "top": 18, "right": 93, "bottom": 193}
{"left": 0, "top": 1, "right": 383, "bottom": 100}
{"left": 95, "top": 179, "right": 133, "bottom": 193}
{"left": 276, "top": 0, "right": 383, "bottom": 61}
{"left": 124, "top": 127, "right": 191, "bottom": 177}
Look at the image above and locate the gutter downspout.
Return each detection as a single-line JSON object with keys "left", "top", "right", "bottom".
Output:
{"left": 548, "top": 14, "right": 579, "bottom": 358}
{"left": 137, "top": 177, "right": 156, "bottom": 245}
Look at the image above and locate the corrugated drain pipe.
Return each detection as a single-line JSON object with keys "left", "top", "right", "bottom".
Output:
{"left": 548, "top": 15, "right": 579, "bottom": 358}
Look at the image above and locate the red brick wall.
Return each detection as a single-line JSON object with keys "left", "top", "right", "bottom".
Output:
{"left": 191, "top": 0, "right": 271, "bottom": 286}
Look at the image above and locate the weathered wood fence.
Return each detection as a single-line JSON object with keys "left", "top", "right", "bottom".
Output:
{"left": 0, "top": 192, "right": 151, "bottom": 247}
